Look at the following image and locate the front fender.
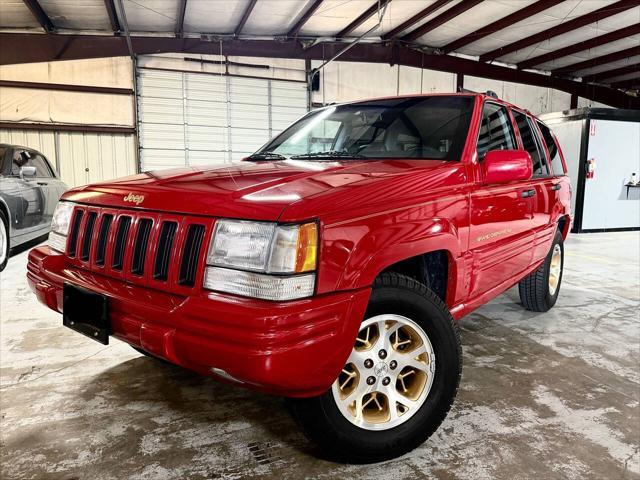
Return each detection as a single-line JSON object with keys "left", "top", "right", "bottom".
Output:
{"left": 332, "top": 217, "right": 462, "bottom": 293}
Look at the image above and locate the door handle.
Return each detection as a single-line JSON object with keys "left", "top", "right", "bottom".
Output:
{"left": 550, "top": 184, "right": 561, "bottom": 191}
{"left": 521, "top": 189, "right": 536, "bottom": 198}
{"left": 37, "top": 182, "right": 48, "bottom": 186}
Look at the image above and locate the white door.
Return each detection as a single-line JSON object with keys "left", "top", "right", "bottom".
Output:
{"left": 137, "top": 69, "right": 308, "bottom": 171}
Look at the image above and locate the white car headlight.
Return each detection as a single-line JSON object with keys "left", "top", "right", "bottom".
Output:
{"left": 204, "top": 219, "right": 318, "bottom": 300}
{"left": 48, "top": 201, "right": 75, "bottom": 253}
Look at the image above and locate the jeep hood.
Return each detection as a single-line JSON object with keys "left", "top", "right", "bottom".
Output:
{"left": 63, "top": 159, "right": 462, "bottom": 221}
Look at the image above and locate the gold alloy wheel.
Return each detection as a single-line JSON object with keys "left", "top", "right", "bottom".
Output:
{"left": 548, "top": 244, "right": 562, "bottom": 296}
{"left": 332, "top": 314, "right": 435, "bottom": 431}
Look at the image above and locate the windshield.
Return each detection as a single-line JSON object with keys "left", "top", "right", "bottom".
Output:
{"left": 257, "top": 96, "right": 474, "bottom": 161}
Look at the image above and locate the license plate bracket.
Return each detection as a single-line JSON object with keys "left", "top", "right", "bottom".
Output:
{"left": 63, "top": 282, "right": 110, "bottom": 345}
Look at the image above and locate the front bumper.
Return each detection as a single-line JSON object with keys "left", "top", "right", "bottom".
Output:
{"left": 27, "top": 246, "right": 371, "bottom": 397}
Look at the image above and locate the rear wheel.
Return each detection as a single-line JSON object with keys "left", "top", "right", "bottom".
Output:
{"left": 289, "top": 272, "right": 461, "bottom": 463}
{"left": 518, "top": 230, "right": 564, "bottom": 312}
{"left": 0, "top": 211, "right": 9, "bottom": 272}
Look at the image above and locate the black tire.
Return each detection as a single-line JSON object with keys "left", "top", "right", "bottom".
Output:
{"left": 289, "top": 272, "right": 462, "bottom": 463}
{"left": 0, "top": 210, "right": 9, "bottom": 273}
{"left": 518, "top": 230, "right": 564, "bottom": 312}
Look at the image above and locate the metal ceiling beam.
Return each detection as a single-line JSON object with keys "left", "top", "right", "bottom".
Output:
{"left": 553, "top": 46, "right": 640, "bottom": 74}
{"left": 480, "top": 0, "right": 640, "bottom": 63}
{"left": 518, "top": 23, "right": 640, "bottom": 69}
{"left": 583, "top": 63, "right": 640, "bottom": 82}
{"left": 336, "top": 0, "right": 392, "bottom": 38}
{"left": 441, "top": 0, "right": 565, "bottom": 53}
{"left": 1, "top": 33, "right": 636, "bottom": 108}
{"left": 22, "top": 0, "right": 54, "bottom": 33}
{"left": 103, "top": 0, "right": 122, "bottom": 34}
{"left": 176, "top": 0, "right": 187, "bottom": 37}
{"left": 382, "top": 0, "right": 453, "bottom": 39}
{"left": 611, "top": 78, "right": 640, "bottom": 89}
{"left": 402, "top": 0, "right": 484, "bottom": 42}
{"left": 287, "top": 0, "right": 324, "bottom": 37}
{"left": 234, "top": 0, "right": 258, "bottom": 36}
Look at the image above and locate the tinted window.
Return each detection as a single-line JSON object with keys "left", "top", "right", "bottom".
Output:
{"left": 513, "top": 111, "right": 549, "bottom": 176}
{"left": 10, "top": 150, "right": 53, "bottom": 177}
{"left": 476, "top": 103, "right": 516, "bottom": 158}
{"left": 261, "top": 96, "right": 475, "bottom": 161}
{"left": 537, "top": 121, "right": 565, "bottom": 175}
{"left": 30, "top": 154, "right": 53, "bottom": 177}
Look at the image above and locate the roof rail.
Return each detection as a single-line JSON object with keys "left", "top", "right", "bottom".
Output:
{"left": 457, "top": 86, "right": 500, "bottom": 99}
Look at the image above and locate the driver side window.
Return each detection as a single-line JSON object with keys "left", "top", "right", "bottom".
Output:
{"left": 477, "top": 103, "right": 516, "bottom": 158}
{"left": 10, "top": 149, "right": 29, "bottom": 176}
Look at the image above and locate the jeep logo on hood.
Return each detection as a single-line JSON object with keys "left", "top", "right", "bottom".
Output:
{"left": 123, "top": 193, "right": 145, "bottom": 205}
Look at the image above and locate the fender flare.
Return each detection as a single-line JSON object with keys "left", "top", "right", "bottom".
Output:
{"left": 336, "top": 217, "right": 462, "bottom": 293}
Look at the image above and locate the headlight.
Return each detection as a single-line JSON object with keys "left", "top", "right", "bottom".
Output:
{"left": 48, "top": 201, "right": 75, "bottom": 253}
{"left": 204, "top": 219, "right": 318, "bottom": 300}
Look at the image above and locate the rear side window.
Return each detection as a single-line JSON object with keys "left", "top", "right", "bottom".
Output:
{"left": 537, "top": 121, "right": 565, "bottom": 175}
{"left": 477, "top": 103, "right": 516, "bottom": 158}
{"left": 513, "top": 111, "right": 549, "bottom": 177}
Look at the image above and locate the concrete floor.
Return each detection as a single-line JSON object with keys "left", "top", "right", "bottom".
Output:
{"left": 1, "top": 232, "right": 639, "bottom": 480}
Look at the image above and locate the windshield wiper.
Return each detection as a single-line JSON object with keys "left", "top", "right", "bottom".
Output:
{"left": 290, "top": 151, "right": 368, "bottom": 160}
{"left": 246, "top": 151, "right": 287, "bottom": 161}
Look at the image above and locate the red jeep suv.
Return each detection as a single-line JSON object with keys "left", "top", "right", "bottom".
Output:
{"left": 27, "top": 93, "right": 571, "bottom": 463}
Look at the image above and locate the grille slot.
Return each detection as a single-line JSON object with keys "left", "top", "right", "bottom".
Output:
{"left": 178, "top": 224, "right": 206, "bottom": 287}
{"left": 80, "top": 212, "right": 97, "bottom": 261}
{"left": 131, "top": 219, "right": 153, "bottom": 276}
{"left": 154, "top": 221, "right": 178, "bottom": 281}
{"left": 68, "top": 210, "right": 84, "bottom": 258}
{"left": 95, "top": 214, "right": 113, "bottom": 266}
{"left": 112, "top": 216, "right": 132, "bottom": 271}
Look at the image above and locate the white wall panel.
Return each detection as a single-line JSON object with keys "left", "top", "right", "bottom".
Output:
{"left": 312, "top": 61, "right": 574, "bottom": 113}
{"left": 57, "top": 132, "right": 136, "bottom": 187}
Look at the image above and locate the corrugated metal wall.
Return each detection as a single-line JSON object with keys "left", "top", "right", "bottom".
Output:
{"left": 0, "top": 129, "right": 137, "bottom": 188}
{"left": 137, "top": 68, "right": 308, "bottom": 171}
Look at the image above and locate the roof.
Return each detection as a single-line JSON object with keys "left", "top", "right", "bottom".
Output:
{"left": 0, "top": 0, "right": 638, "bottom": 106}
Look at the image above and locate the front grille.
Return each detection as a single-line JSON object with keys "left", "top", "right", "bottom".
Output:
{"left": 95, "top": 214, "right": 113, "bottom": 266}
{"left": 179, "top": 224, "right": 206, "bottom": 287}
{"left": 131, "top": 219, "right": 153, "bottom": 275}
{"left": 80, "top": 212, "right": 97, "bottom": 261}
{"left": 154, "top": 222, "right": 178, "bottom": 281}
{"left": 112, "top": 216, "right": 132, "bottom": 270}
{"left": 68, "top": 210, "right": 83, "bottom": 258}
{"left": 65, "top": 206, "right": 212, "bottom": 291}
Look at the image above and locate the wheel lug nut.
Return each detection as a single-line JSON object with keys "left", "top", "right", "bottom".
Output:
{"left": 389, "top": 360, "right": 397, "bottom": 370}
{"left": 378, "top": 349, "right": 387, "bottom": 359}
{"left": 382, "top": 377, "right": 390, "bottom": 386}
{"left": 364, "top": 359, "right": 373, "bottom": 368}
{"left": 366, "top": 376, "right": 376, "bottom": 385}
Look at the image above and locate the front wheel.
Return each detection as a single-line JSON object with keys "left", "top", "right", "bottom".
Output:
{"left": 0, "top": 211, "right": 9, "bottom": 272}
{"left": 518, "top": 230, "right": 564, "bottom": 312}
{"left": 289, "top": 272, "right": 461, "bottom": 463}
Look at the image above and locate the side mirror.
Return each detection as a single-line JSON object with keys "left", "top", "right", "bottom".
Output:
{"left": 482, "top": 150, "right": 532, "bottom": 184}
{"left": 20, "top": 166, "right": 37, "bottom": 179}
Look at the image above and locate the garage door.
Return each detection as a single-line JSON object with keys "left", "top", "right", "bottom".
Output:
{"left": 137, "top": 69, "right": 308, "bottom": 171}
